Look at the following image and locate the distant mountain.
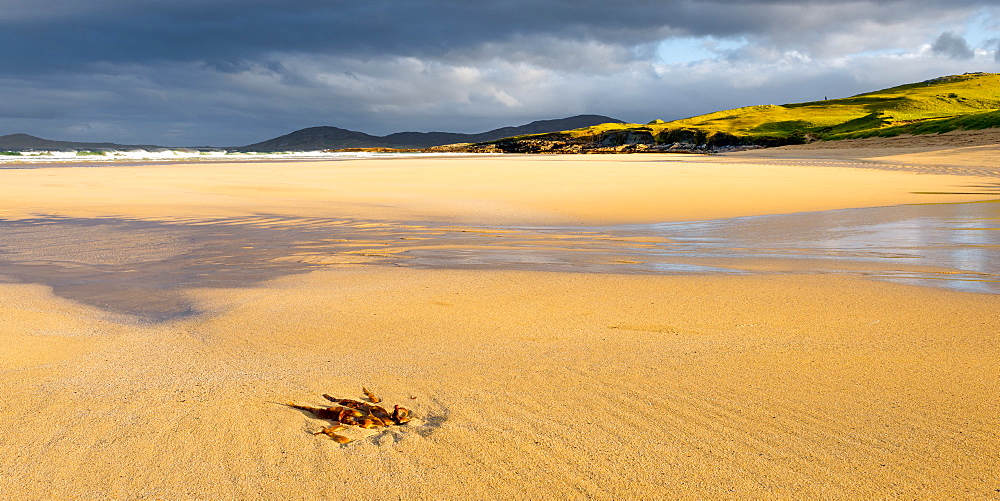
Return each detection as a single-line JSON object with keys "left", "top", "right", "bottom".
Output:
{"left": 1, "top": 114, "right": 624, "bottom": 152}
{"left": 239, "top": 115, "right": 624, "bottom": 151}
{"left": 239, "top": 127, "right": 388, "bottom": 151}
{"left": 0, "top": 133, "right": 164, "bottom": 151}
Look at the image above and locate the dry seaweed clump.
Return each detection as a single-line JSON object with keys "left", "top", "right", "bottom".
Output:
{"left": 361, "top": 386, "right": 381, "bottom": 403}
{"left": 287, "top": 388, "right": 411, "bottom": 444}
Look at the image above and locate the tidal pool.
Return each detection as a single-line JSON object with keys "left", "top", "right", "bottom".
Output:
{"left": 0, "top": 201, "right": 996, "bottom": 320}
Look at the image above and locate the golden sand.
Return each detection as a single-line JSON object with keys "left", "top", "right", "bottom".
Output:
{"left": 0, "top": 151, "right": 997, "bottom": 498}
{"left": 0, "top": 153, "right": 996, "bottom": 225}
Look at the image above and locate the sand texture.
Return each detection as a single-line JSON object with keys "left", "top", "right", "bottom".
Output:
{"left": 0, "top": 154, "right": 997, "bottom": 225}
{"left": 0, "top": 150, "right": 998, "bottom": 499}
{"left": 724, "top": 129, "right": 1000, "bottom": 176}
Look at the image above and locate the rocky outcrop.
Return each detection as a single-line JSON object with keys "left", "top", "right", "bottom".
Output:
{"left": 598, "top": 129, "right": 655, "bottom": 147}
{"left": 439, "top": 127, "right": 802, "bottom": 154}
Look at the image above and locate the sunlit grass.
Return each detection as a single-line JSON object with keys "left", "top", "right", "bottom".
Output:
{"left": 516, "top": 73, "right": 1000, "bottom": 146}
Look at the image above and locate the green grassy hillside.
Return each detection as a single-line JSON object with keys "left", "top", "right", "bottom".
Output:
{"left": 501, "top": 73, "right": 1000, "bottom": 148}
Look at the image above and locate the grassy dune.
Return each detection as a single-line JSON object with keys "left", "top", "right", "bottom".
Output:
{"left": 502, "top": 73, "right": 1000, "bottom": 147}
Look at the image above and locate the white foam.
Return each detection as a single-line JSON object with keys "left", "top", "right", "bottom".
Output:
{"left": 0, "top": 149, "right": 484, "bottom": 164}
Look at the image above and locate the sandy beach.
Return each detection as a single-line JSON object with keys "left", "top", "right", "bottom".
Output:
{"left": 1, "top": 148, "right": 998, "bottom": 499}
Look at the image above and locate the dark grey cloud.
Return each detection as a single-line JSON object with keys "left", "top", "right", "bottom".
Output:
{"left": 931, "top": 32, "right": 975, "bottom": 59}
{"left": 1, "top": 1, "right": 999, "bottom": 145}
{"left": 4, "top": 0, "right": 992, "bottom": 71}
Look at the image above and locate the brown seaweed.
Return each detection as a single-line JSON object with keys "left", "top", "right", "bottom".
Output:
{"left": 285, "top": 402, "right": 341, "bottom": 420}
{"left": 317, "top": 428, "right": 352, "bottom": 444}
{"left": 289, "top": 390, "right": 413, "bottom": 443}
{"left": 314, "top": 424, "right": 349, "bottom": 441}
{"left": 322, "top": 395, "right": 394, "bottom": 421}
{"left": 362, "top": 387, "right": 382, "bottom": 404}
{"left": 391, "top": 404, "right": 411, "bottom": 424}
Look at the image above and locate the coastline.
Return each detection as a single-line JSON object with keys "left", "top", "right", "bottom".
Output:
{"left": 0, "top": 151, "right": 997, "bottom": 498}
{"left": 0, "top": 153, "right": 995, "bottom": 225}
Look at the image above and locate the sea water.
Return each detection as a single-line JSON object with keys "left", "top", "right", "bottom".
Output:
{"left": 0, "top": 201, "right": 996, "bottom": 320}
{"left": 0, "top": 149, "right": 475, "bottom": 165}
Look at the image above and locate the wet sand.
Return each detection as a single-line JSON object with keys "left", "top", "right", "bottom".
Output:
{"left": 1, "top": 200, "right": 996, "bottom": 321}
{"left": 1, "top": 152, "right": 998, "bottom": 499}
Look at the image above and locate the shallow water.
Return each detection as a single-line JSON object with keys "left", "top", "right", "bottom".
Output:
{"left": 635, "top": 201, "right": 999, "bottom": 293}
{"left": 0, "top": 201, "right": 996, "bottom": 320}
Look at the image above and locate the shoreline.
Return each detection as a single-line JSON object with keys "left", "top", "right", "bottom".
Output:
{"left": 0, "top": 150, "right": 998, "bottom": 498}
{"left": 0, "top": 198, "right": 994, "bottom": 322}
{"left": 0, "top": 153, "right": 996, "bottom": 225}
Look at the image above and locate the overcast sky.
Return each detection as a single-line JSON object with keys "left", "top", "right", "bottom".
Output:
{"left": 2, "top": 0, "right": 999, "bottom": 146}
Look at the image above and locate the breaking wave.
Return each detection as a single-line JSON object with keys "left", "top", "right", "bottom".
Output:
{"left": 0, "top": 149, "right": 472, "bottom": 164}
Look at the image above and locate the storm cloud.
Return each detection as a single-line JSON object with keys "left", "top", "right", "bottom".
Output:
{"left": 2, "top": 0, "right": 999, "bottom": 145}
{"left": 931, "top": 32, "right": 975, "bottom": 59}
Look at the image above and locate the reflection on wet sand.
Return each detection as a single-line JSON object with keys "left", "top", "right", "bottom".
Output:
{"left": 0, "top": 201, "right": 996, "bottom": 320}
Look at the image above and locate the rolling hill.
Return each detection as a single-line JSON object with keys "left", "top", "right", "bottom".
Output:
{"left": 239, "top": 115, "right": 623, "bottom": 151}
{"left": 6, "top": 73, "right": 998, "bottom": 155}
{"left": 0, "top": 134, "right": 165, "bottom": 151}
{"left": 465, "top": 72, "right": 1000, "bottom": 153}
{"left": 1, "top": 115, "right": 624, "bottom": 153}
